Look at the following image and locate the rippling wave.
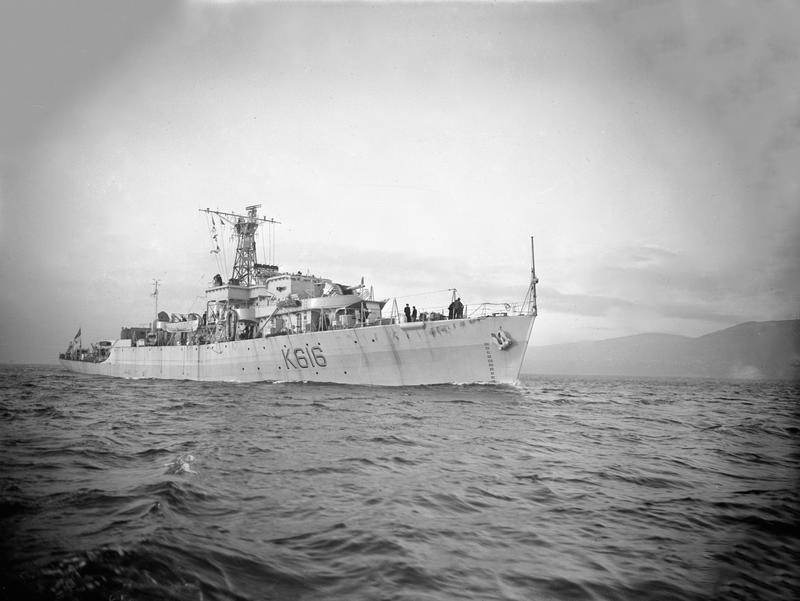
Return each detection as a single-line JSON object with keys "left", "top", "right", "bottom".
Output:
{"left": 1, "top": 366, "right": 798, "bottom": 600}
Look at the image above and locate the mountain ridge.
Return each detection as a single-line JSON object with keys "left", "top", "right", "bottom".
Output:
{"left": 523, "top": 319, "right": 800, "bottom": 380}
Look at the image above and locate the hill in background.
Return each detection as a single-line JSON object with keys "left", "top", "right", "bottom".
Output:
{"left": 523, "top": 320, "right": 800, "bottom": 380}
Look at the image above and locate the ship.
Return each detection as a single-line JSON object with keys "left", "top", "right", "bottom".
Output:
{"left": 59, "top": 205, "right": 538, "bottom": 386}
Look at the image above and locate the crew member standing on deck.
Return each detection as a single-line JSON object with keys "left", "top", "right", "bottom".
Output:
{"left": 404, "top": 303, "right": 412, "bottom": 323}
{"left": 454, "top": 298, "right": 464, "bottom": 319}
{"left": 412, "top": 306, "right": 418, "bottom": 322}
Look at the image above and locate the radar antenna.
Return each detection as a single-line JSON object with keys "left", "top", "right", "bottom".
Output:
{"left": 198, "top": 206, "right": 280, "bottom": 286}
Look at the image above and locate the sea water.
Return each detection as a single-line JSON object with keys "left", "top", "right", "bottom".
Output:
{"left": 1, "top": 365, "right": 798, "bottom": 600}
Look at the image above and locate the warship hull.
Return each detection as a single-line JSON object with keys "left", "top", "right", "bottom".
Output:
{"left": 59, "top": 314, "right": 534, "bottom": 386}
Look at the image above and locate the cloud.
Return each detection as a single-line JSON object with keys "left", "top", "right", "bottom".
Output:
{"left": 2, "top": 0, "right": 798, "bottom": 362}
{"left": 542, "top": 286, "right": 743, "bottom": 324}
{"left": 605, "top": 1, "right": 800, "bottom": 255}
{"left": 544, "top": 241, "right": 791, "bottom": 329}
{"left": 0, "top": 0, "right": 178, "bottom": 162}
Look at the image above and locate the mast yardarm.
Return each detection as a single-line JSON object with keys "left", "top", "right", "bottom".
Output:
{"left": 199, "top": 205, "right": 280, "bottom": 286}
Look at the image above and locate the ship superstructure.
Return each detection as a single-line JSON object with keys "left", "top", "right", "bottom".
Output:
{"left": 60, "top": 206, "right": 538, "bottom": 385}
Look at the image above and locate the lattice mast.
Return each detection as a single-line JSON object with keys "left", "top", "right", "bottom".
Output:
{"left": 199, "top": 205, "right": 280, "bottom": 286}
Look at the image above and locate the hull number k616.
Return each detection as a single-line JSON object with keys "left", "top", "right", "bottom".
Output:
{"left": 282, "top": 346, "right": 327, "bottom": 369}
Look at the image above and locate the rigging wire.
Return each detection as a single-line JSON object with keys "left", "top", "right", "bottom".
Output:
{"left": 260, "top": 221, "right": 267, "bottom": 266}
{"left": 271, "top": 220, "right": 276, "bottom": 267}
{"left": 219, "top": 218, "right": 229, "bottom": 277}
{"left": 400, "top": 288, "right": 457, "bottom": 298}
{"left": 205, "top": 212, "right": 216, "bottom": 271}
{"left": 210, "top": 212, "right": 228, "bottom": 279}
{"left": 206, "top": 212, "right": 225, "bottom": 278}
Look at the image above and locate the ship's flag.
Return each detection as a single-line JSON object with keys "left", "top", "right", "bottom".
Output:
{"left": 74, "top": 328, "right": 81, "bottom": 340}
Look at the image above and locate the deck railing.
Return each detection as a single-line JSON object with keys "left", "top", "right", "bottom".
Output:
{"left": 467, "top": 302, "right": 529, "bottom": 318}
{"left": 104, "top": 299, "right": 533, "bottom": 348}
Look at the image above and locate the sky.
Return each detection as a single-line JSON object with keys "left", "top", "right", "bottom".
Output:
{"left": 1, "top": 0, "right": 798, "bottom": 364}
